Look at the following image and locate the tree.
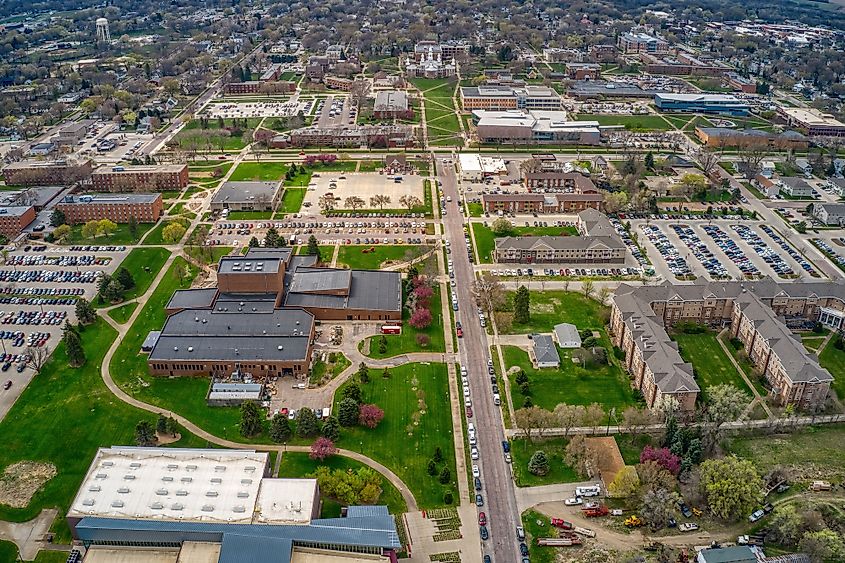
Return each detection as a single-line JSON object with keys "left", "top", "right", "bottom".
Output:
{"left": 608, "top": 465, "right": 640, "bottom": 498}
{"left": 358, "top": 404, "right": 385, "bottom": 428}
{"left": 319, "top": 193, "right": 337, "bottom": 212}
{"left": 75, "top": 298, "right": 96, "bottom": 325}
{"left": 309, "top": 437, "right": 337, "bottom": 461}
{"left": 701, "top": 384, "right": 747, "bottom": 453}
{"left": 249, "top": 236, "right": 260, "bottom": 248}
{"left": 322, "top": 416, "right": 340, "bottom": 441}
{"left": 24, "top": 345, "right": 51, "bottom": 373}
{"left": 370, "top": 195, "right": 391, "bottom": 210}
{"left": 513, "top": 285, "right": 530, "bottom": 324}
{"left": 699, "top": 456, "right": 762, "bottom": 521}
{"left": 409, "top": 308, "right": 433, "bottom": 329}
{"left": 637, "top": 460, "right": 677, "bottom": 494}
{"left": 514, "top": 406, "right": 555, "bottom": 442}
{"left": 356, "top": 362, "right": 369, "bottom": 383}
{"left": 676, "top": 173, "right": 708, "bottom": 198}
{"left": 50, "top": 209, "right": 66, "bottom": 227}
{"left": 103, "top": 279, "right": 124, "bottom": 303}
{"left": 342, "top": 383, "right": 363, "bottom": 404}
{"left": 438, "top": 467, "right": 451, "bottom": 484}
{"left": 640, "top": 446, "right": 681, "bottom": 475}
{"left": 164, "top": 416, "right": 179, "bottom": 436}
{"left": 114, "top": 267, "right": 135, "bottom": 289}
{"left": 135, "top": 420, "right": 157, "bottom": 446}
{"left": 565, "top": 435, "right": 597, "bottom": 476}
{"left": 491, "top": 217, "right": 513, "bottom": 236}
{"left": 603, "top": 191, "right": 629, "bottom": 214}
{"left": 156, "top": 414, "right": 168, "bottom": 435}
{"left": 473, "top": 274, "right": 505, "bottom": 316}
{"left": 800, "top": 530, "right": 845, "bottom": 563}
{"left": 63, "top": 321, "right": 85, "bottom": 367}
{"left": 239, "top": 401, "right": 263, "bottom": 437}
{"left": 306, "top": 235, "right": 321, "bottom": 260}
{"left": 640, "top": 487, "right": 680, "bottom": 530}
{"left": 338, "top": 397, "right": 360, "bottom": 426}
{"left": 427, "top": 459, "right": 437, "bottom": 476}
{"left": 582, "top": 279, "right": 595, "bottom": 299}
{"left": 621, "top": 406, "right": 656, "bottom": 440}
{"left": 344, "top": 196, "right": 366, "bottom": 210}
{"left": 433, "top": 447, "right": 443, "bottom": 463}
{"left": 270, "top": 413, "right": 292, "bottom": 443}
{"left": 644, "top": 152, "right": 655, "bottom": 170}
{"left": 97, "top": 219, "right": 118, "bottom": 237}
{"left": 767, "top": 504, "right": 803, "bottom": 546}
{"left": 554, "top": 403, "right": 586, "bottom": 437}
{"left": 52, "top": 224, "right": 71, "bottom": 243}
{"left": 162, "top": 221, "right": 187, "bottom": 244}
{"left": 582, "top": 402, "right": 605, "bottom": 435}
{"left": 264, "top": 227, "right": 283, "bottom": 247}
{"left": 598, "top": 286, "right": 611, "bottom": 306}
{"left": 398, "top": 195, "right": 422, "bottom": 211}
{"left": 528, "top": 450, "right": 550, "bottom": 476}
{"left": 81, "top": 220, "right": 100, "bottom": 239}
{"left": 128, "top": 216, "right": 139, "bottom": 238}
{"left": 296, "top": 407, "right": 319, "bottom": 437}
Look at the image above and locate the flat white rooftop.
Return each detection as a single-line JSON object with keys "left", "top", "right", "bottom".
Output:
{"left": 781, "top": 106, "right": 845, "bottom": 128}
{"left": 254, "top": 478, "right": 318, "bottom": 524}
{"left": 69, "top": 447, "right": 268, "bottom": 524}
{"left": 458, "top": 153, "right": 507, "bottom": 175}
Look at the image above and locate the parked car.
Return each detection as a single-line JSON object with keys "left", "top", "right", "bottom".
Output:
{"left": 749, "top": 509, "right": 765, "bottom": 523}
{"left": 564, "top": 497, "right": 583, "bottom": 506}
{"left": 678, "top": 522, "right": 699, "bottom": 532}
{"left": 3, "top": 380, "right": 11, "bottom": 390}
{"left": 478, "top": 512, "right": 487, "bottom": 526}
{"left": 480, "top": 526, "right": 489, "bottom": 540}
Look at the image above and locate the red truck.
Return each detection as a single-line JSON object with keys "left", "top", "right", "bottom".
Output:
{"left": 550, "top": 518, "right": 573, "bottom": 530}
{"left": 581, "top": 504, "right": 609, "bottom": 517}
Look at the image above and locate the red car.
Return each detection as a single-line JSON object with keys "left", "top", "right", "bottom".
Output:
{"left": 466, "top": 406, "right": 473, "bottom": 418}
{"left": 456, "top": 327, "right": 463, "bottom": 338}
{"left": 478, "top": 512, "right": 487, "bottom": 526}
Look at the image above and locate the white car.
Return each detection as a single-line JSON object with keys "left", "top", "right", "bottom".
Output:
{"left": 471, "top": 447, "right": 479, "bottom": 460}
{"left": 503, "top": 452, "right": 511, "bottom": 463}
{"left": 564, "top": 497, "right": 583, "bottom": 506}
{"left": 472, "top": 464, "right": 480, "bottom": 478}
{"left": 678, "top": 522, "right": 699, "bottom": 532}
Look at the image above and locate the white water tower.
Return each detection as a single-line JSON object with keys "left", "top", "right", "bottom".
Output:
{"left": 96, "top": 17, "right": 110, "bottom": 43}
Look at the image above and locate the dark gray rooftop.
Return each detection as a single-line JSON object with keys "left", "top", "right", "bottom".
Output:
{"left": 212, "top": 181, "right": 281, "bottom": 205}
{"left": 61, "top": 193, "right": 161, "bottom": 204}
{"left": 166, "top": 288, "right": 218, "bottom": 310}
{"left": 289, "top": 268, "right": 351, "bottom": 294}
{"left": 285, "top": 267, "right": 401, "bottom": 312}
{"left": 533, "top": 334, "right": 560, "bottom": 366}
{"left": 218, "top": 256, "right": 281, "bottom": 274}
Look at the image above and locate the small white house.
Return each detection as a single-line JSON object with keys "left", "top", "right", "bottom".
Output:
{"left": 760, "top": 161, "right": 776, "bottom": 179}
{"left": 794, "top": 157, "right": 812, "bottom": 178}
{"left": 553, "top": 323, "right": 582, "bottom": 349}
{"left": 779, "top": 177, "right": 813, "bottom": 198}
{"left": 532, "top": 334, "right": 560, "bottom": 369}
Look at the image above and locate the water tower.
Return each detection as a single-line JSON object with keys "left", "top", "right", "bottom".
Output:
{"left": 96, "top": 17, "right": 110, "bottom": 43}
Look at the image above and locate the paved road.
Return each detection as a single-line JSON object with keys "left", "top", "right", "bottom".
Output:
{"left": 437, "top": 156, "right": 522, "bottom": 562}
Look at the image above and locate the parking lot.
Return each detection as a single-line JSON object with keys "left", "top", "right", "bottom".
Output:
{"left": 634, "top": 219, "right": 825, "bottom": 281}
{"left": 314, "top": 95, "right": 353, "bottom": 128}
{"left": 0, "top": 244, "right": 130, "bottom": 419}
{"left": 202, "top": 99, "right": 311, "bottom": 119}
{"left": 207, "top": 218, "right": 433, "bottom": 247}
{"left": 303, "top": 172, "right": 426, "bottom": 213}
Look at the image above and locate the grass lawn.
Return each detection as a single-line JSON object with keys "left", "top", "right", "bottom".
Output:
{"left": 142, "top": 217, "right": 190, "bottom": 245}
{"left": 65, "top": 223, "right": 150, "bottom": 246}
{"left": 229, "top": 161, "right": 288, "bottom": 181}
{"left": 472, "top": 223, "right": 579, "bottom": 263}
{"left": 673, "top": 331, "right": 753, "bottom": 398}
{"left": 510, "top": 438, "right": 582, "bottom": 487}
{"left": 280, "top": 188, "right": 306, "bottom": 214}
{"left": 295, "top": 245, "right": 334, "bottom": 260}
{"left": 310, "top": 351, "right": 351, "bottom": 385}
{"left": 615, "top": 434, "right": 653, "bottom": 465}
{"left": 277, "top": 452, "right": 407, "bottom": 515}
{"left": 94, "top": 247, "right": 170, "bottom": 308}
{"left": 577, "top": 114, "right": 672, "bottom": 131}
{"left": 471, "top": 223, "right": 494, "bottom": 263}
{"left": 504, "top": 345, "right": 635, "bottom": 411}
{"left": 225, "top": 210, "right": 274, "bottom": 220}
{"left": 0, "top": 317, "right": 207, "bottom": 543}
{"left": 109, "top": 258, "right": 273, "bottom": 445}
{"left": 499, "top": 290, "right": 607, "bottom": 335}
{"left": 362, "top": 285, "right": 445, "bottom": 358}
{"left": 283, "top": 169, "right": 313, "bottom": 187}
{"left": 467, "top": 203, "right": 483, "bottom": 217}
{"left": 305, "top": 161, "right": 358, "bottom": 172}
{"left": 359, "top": 160, "right": 380, "bottom": 172}
{"left": 0, "top": 542, "right": 69, "bottom": 563}
{"left": 521, "top": 510, "right": 557, "bottom": 563}
{"left": 185, "top": 245, "right": 234, "bottom": 265}
{"left": 336, "top": 244, "right": 430, "bottom": 270}
{"left": 818, "top": 339, "right": 845, "bottom": 400}
{"left": 106, "top": 302, "right": 138, "bottom": 324}
{"left": 726, "top": 423, "right": 845, "bottom": 481}
{"left": 333, "top": 362, "right": 457, "bottom": 509}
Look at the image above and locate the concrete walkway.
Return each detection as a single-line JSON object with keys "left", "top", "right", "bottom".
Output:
{"left": 716, "top": 328, "right": 774, "bottom": 419}
{"left": 0, "top": 509, "right": 63, "bottom": 561}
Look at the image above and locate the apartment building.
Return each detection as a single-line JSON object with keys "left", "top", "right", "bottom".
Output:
{"left": 726, "top": 72, "right": 757, "bottom": 93}
{"left": 566, "top": 63, "right": 601, "bottom": 80}
{"left": 495, "top": 235, "right": 626, "bottom": 265}
{"left": 0, "top": 206, "right": 36, "bottom": 238}
{"left": 91, "top": 164, "right": 189, "bottom": 192}
{"left": 778, "top": 107, "right": 845, "bottom": 137}
{"left": 811, "top": 202, "right": 845, "bottom": 226}
{"left": 778, "top": 177, "right": 813, "bottom": 197}
{"left": 695, "top": 126, "right": 808, "bottom": 150}
{"left": 276, "top": 124, "right": 416, "bottom": 149}
{"left": 524, "top": 171, "right": 600, "bottom": 191}
{"left": 589, "top": 44, "right": 618, "bottom": 62}
{"left": 482, "top": 192, "right": 603, "bottom": 214}
{"left": 323, "top": 75, "right": 354, "bottom": 91}
{"left": 460, "top": 85, "right": 562, "bottom": 111}
{"left": 2, "top": 158, "right": 93, "bottom": 187}
{"left": 542, "top": 48, "right": 583, "bottom": 63}
{"left": 617, "top": 32, "right": 669, "bottom": 54}
{"left": 610, "top": 280, "right": 839, "bottom": 412}
{"left": 56, "top": 193, "right": 163, "bottom": 224}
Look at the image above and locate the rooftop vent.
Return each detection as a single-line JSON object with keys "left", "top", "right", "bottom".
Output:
{"left": 176, "top": 490, "right": 188, "bottom": 496}
{"left": 188, "top": 346, "right": 194, "bottom": 352}
{"left": 181, "top": 477, "right": 193, "bottom": 483}
{"left": 88, "top": 485, "right": 101, "bottom": 492}
{"left": 82, "top": 499, "right": 95, "bottom": 506}
{"left": 237, "top": 491, "right": 249, "bottom": 498}
{"left": 201, "top": 505, "right": 215, "bottom": 512}
{"left": 111, "top": 500, "right": 124, "bottom": 508}
{"left": 233, "top": 505, "right": 246, "bottom": 513}
{"left": 206, "top": 491, "right": 219, "bottom": 497}
{"left": 211, "top": 478, "right": 222, "bottom": 484}
{"left": 102, "top": 461, "right": 114, "bottom": 467}
{"left": 129, "top": 462, "right": 141, "bottom": 469}
{"left": 171, "top": 503, "right": 184, "bottom": 511}
{"left": 244, "top": 466, "right": 256, "bottom": 472}
{"left": 156, "top": 489, "right": 168, "bottom": 496}
{"left": 186, "top": 464, "right": 198, "bottom": 471}
{"left": 162, "top": 476, "right": 173, "bottom": 482}
{"left": 150, "top": 502, "right": 164, "bottom": 510}
{"left": 95, "top": 473, "right": 108, "bottom": 480}
{"left": 123, "top": 475, "right": 136, "bottom": 480}
{"left": 215, "top": 466, "right": 226, "bottom": 472}
{"left": 117, "top": 487, "right": 130, "bottom": 494}
{"left": 167, "top": 464, "right": 179, "bottom": 470}
{"left": 241, "top": 479, "right": 253, "bottom": 485}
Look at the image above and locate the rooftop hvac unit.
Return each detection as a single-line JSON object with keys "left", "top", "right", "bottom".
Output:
{"left": 162, "top": 476, "right": 173, "bottom": 482}
{"left": 181, "top": 477, "right": 193, "bottom": 483}
{"left": 186, "top": 464, "right": 198, "bottom": 471}
{"left": 215, "top": 466, "right": 226, "bottom": 472}
{"left": 201, "top": 505, "right": 215, "bottom": 512}
{"left": 88, "top": 485, "right": 101, "bottom": 492}
{"left": 206, "top": 491, "right": 219, "bottom": 497}
{"left": 111, "top": 500, "right": 124, "bottom": 508}
{"left": 82, "top": 499, "right": 95, "bottom": 506}
{"left": 156, "top": 489, "right": 168, "bottom": 496}
{"left": 167, "top": 464, "right": 179, "bottom": 470}
{"left": 117, "top": 487, "right": 130, "bottom": 494}
{"left": 233, "top": 505, "right": 246, "bottom": 513}
{"left": 171, "top": 503, "right": 184, "bottom": 511}
{"left": 129, "top": 462, "right": 141, "bottom": 469}
{"left": 175, "top": 490, "right": 188, "bottom": 496}
{"left": 150, "top": 502, "right": 164, "bottom": 510}
{"left": 211, "top": 478, "right": 222, "bottom": 484}
{"left": 241, "top": 479, "right": 253, "bottom": 485}
{"left": 237, "top": 491, "right": 249, "bottom": 498}
{"left": 102, "top": 461, "right": 114, "bottom": 467}
{"left": 95, "top": 473, "right": 108, "bottom": 480}
{"left": 123, "top": 475, "right": 136, "bottom": 480}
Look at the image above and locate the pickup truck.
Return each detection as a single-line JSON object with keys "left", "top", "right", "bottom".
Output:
{"left": 678, "top": 522, "right": 699, "bottom": 532}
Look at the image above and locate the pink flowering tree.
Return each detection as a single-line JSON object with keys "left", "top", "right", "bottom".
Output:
{"left": 409, "top": 308, "right": 433, "bottom": 329}
{"left": 413, "top": 284, "right": 434, "bottom": 308}
{"left": 640, "top": 445, "right": 681, "bottom": 475}
{"left": 358, "top": 404, "right": 385, "bottom": 429}
{"left": 310, "top": 437, "right": 337, "bottom": 460}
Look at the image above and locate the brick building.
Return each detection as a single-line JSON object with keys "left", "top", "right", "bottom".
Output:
{"left": 56, "top": 193, "right": 163, "bottom": 224}
{"left": 2, "top": 159, "right": 93, "bottom": 187}
{"left": 91, "top": 165, "right": 189, "bottom": 192}
{"left": 566, "top": 63, "right": 601, "bottom": 80}
{"left": 211, "top": 181, "right": 282, "bottom": 212}
{"left": 0, "top": 206, "right": 36, "bottom": 238}
{"left": 482, "top": 192, "right": 603, "bottom": 214}
{"left": 695, "top": 126, "right": 808, "bottom": 150}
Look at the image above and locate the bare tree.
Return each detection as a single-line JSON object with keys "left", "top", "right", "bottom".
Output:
{"left": 697, "top": 147, "right": 720, "bottom": 178}
{"left": 554, "top": 403, "right": 586, "bottom": 438}
{"left": 398, "top": 195, "right": 422, "bottom": 211}
{"left": 25, "top": 345, "right": 52, "bottom": 373}
{"left": 344, "top": 196, "right": 365, "bottom": 210}
{"left": 736, "top": 140, "right": 769, "bottom": 180}
{"left": 472, "top": 273, "right": 506, "bottom": 317}
{"left": 370, "top": 194, "right": 391, "bottom": 210}
{"left": 319, "top": 194, "right": 337, "bottom": 212}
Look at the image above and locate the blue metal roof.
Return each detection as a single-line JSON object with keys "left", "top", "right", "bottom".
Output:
{"left": 344, "top": 506, "right": 390, "bottom": 518}
{"left": 218, "top": 534, "right": 292, "bottom": 563}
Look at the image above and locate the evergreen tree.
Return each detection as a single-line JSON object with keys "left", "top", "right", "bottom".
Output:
{"left": 128, "top": 215, "right": 139, "bottom": 238}
{"left": 513, "top": 285, "right": 530, "bottom": 324}
{"left": 75, "top": 298, "right": 96, "bottom": 325}
{"left": 356, "top": 363, "right": 369, "bottom": 383}
{"left": 427, "top": 459, "right": 437, "bottom": 475}
{"left": 264, "top": 227, "right": 283, "bottom": 247}
{"left": 63, "top": 321, "right": 85, "bottom": 367}
{"left": 240, "top": 401, "right": 263, "bottom": 437}
{"left": 306, "top": 235, "right": 321, "bottom": 260}
{"left": 338, "top": 398, "right": 360, "bottom": 426}
{"left": 156, "top": 414, "right": 168, "bottom": 435}
{"left": 49, "top": 209, "right": 66, "bottom": 227}
{"left": 165, "top": 416, "right": 179, "bottom": 436}
{"left": 644, "top": 152, "right": 655, "bottom": 170}
{"left": 114, "top": 267, "right": 135, "bottom": 289}
{"left": 135, "top": 420, "right": 156, "bottom": 446}
{"left": 433, "top": 447, "right": 443, "bottom": 463}
{"left": 342, "top": 383, "right": 363, "bottom": 404}
{"left": 270, "top": 413, "right": 292, "bottom": 443}
{"left": 528, "top": 450, "right": 550, "bottom": 475}
{"left": 296, "top": 407, "right": 319, "bottom": 437}
{"left": 249, "top": 236, "right": 260, "bottom": 248}
{"left": 321, "top": 416, "right": 340, "bottom": 441}
{"left": 438, "top": 467, "right": 451, "bottom": 484}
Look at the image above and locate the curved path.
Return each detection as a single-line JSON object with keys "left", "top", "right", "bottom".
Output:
{"left": 97, "top": 257, "right": 419, "bottom": 512}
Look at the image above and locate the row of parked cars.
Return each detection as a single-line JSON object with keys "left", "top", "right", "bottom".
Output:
{"left": 0, "top": 287, "right": 86, "bottom": 296}
{"left": 0, "top": 297, "right": 77, "bottom": 306}
{"left": 0, "top": 270, "right": 99, "bottom": 284}
{"left": 640, "top": 224, "right": 692, "bottom": 277}
{"left": 1, "top": 310, "right": 67, "bottom": 326}
{"left": 759, "top": 225, "right": 820, "bottom": 278}
{"left": 609, "top": 216, "right": 649, "bottom": 268}
{"left": 490, "top": 267, "right": 642, "bottom": 278}
{"left": 699, "top": 225, "right": 757, "bottom": 278}
{"left": 67, "top": 245, "right": 127, "bottom": 252}
{"left": 812, "top": 239, "right": 845, "bottom": 268}
{"left": 5, "top": 254, "right": 110, "bottom": 267}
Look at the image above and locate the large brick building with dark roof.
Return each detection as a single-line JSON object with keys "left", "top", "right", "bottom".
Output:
{"left": 148, "top": 248, "right": 402, "bottom": 380}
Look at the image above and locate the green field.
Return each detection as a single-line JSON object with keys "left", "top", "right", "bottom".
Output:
{"left": 283, "top": 169, "right": 313, "bottom": 187}
{"left": 176, "top": 119, "right": 261, "bottom": 151}
{"left": 0, "top": 317, "right": 206, "bottom": 543}
{"left": 818, "top": 340, "right": 845, "bottom": 400}
{"left": 499, "top": 290, "right": 608, "bottom": 335}
{"left": 277, "top": 452, "right": 407, "bottom": 515}
{"left": 142, "top": 218, "right": 190, "bottom": 245}
{"left": 336, "top": 244, "right": 429, "bottom": 270}
{"left": 471, "top": 223, "right": 579, "bottom": 264}
{"left": 66, "top": 223, "right": 150, "bottom": 246}
{"left": 471, "top": 223, "right": 495, "bottom": 263}
{"left": 229, "top": 161, "right": 288, "bottom": 181}
{"left": 673, "top": 331, "right": 753, "bottom": 398}
{"left": 510, "top": 438, "right": 582, "bottom": 487}
{"left": 185, "top": 245, "right": 234, "bottom": 265}
{"left": 305, "top": 160, "right": 358, "bottom": 172}
{"left": 0, "top": 542, "right": 69, "bottom": 563}
{"left": 504, "top": 345, "right": 635, "bottom": 411}
{"left": 521, "top": 510, "right": 560, "bottom": 563}
{"left": 280, "top": 188, "right": 306, "bottom": 214}
{"left": 225, "top": 210, "right": 274, "bottom": 219}
{"left": 361, "top": 284, "right": 445, "bottom": 358}
{"left": 107, "top": 302, "right": 139, "bottom": 324}
{"left": 577, "top": 114, "right": 673, "bottom": 131}
{"left": 333, "top": 362, "right": 456, "bottom": 508}
{"left": 95, "top": 247, "right": 170, "bottom": 308}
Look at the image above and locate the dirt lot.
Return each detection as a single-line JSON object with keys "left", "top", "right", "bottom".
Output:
{"left": 305, "top": 172, "right": 425, "bottom": 211}
{"left": 0, "top": 461, "right": 56, "bottom": 508}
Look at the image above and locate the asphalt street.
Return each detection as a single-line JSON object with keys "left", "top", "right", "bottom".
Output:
{"left": 437, "top": 156, "right": 523, "bottom": 563}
